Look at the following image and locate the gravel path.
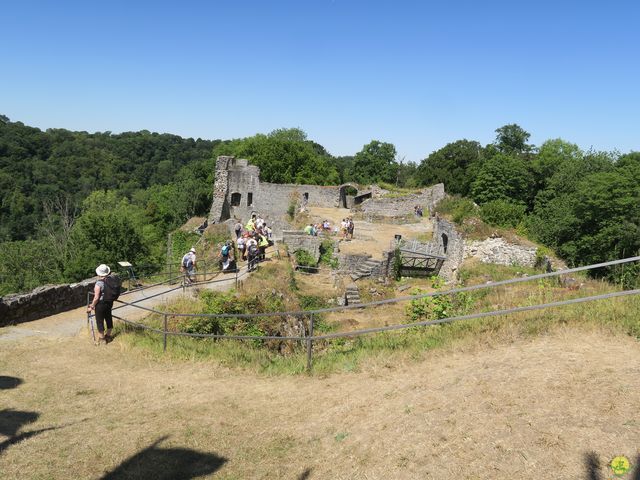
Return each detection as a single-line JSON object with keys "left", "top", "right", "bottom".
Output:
{"left": 0, "top": 267, "right": 246, "bottom": 343}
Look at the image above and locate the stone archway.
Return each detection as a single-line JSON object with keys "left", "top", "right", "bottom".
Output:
{"left": 338, "top": 184, "right": 359, "bottom": 208}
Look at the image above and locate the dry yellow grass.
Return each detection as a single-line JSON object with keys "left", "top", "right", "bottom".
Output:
{"left": 1, "top": 325, "right": 639, "bottom": 479}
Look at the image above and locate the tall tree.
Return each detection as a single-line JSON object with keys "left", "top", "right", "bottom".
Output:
{"left": 416, "top": 140, "right": 482, "bottom": 195}
{"left": 351, "top": 140, "right": 398, "bottom": 184}
{"left": 494, "top": 124, "right": 533, "bottom": 154}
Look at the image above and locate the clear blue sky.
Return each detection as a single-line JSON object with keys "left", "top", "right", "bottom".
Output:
{"left": 1, "top": 0, "right": 638, "bottom": 162}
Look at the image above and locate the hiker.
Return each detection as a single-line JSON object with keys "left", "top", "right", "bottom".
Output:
{"left": 220, "top": 241, "right": 234, "bottom": 271}
{"left": 237, "top": 235, "right": 246, "bottom": 261}
{"left": 264, "top": 223, "right": 274, "bottom": 246}
{"left": 87, "top": 264, "right": 120, "bottom": 345}
{"left": 246, "top": 235, "right": 259, "bottom": 271}
{"left": 340, "top": 219, "right": 348, "bottom": 239}
{"left": 257, "top": 230, "right": 269, "bottom": 261}
{"left": 234, "top": 219, "right": 243, "bottom": 239}
{"left": 181, "top": 247, "right": 197, "bottom": 284}
{"left": 304, "top": 224, "right": 314, "bottom": 235}
{"left": 245, "top": 214, "right": 257, "bottom": 233}
{"left": 347, "top": 218, "right": 355, "bottom": 240}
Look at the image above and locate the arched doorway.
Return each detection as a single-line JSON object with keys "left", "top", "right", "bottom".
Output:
{"left": 338, "top": 184, "right": 358, "bottom": 208}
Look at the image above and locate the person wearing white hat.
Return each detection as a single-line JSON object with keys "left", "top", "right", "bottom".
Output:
{"left": 181, "top": 247, "right": 197, "bottom": 284}
{"left": 87, "top": 264, "right": 118, "bottom": 344}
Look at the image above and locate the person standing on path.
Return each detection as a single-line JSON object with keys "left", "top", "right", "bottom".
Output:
{"left": 181, "top": 247, "right": 197, "bottom": 284}
{"left": 87, "top": 264, "right": 117, "bottom": 345}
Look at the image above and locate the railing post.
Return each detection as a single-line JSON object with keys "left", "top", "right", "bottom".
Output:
{"left": 235, "top": 266, "right": 238, "bottom": 288}
{"left": 204, "top": 262, "right": 207, "bottom": 283}
{"left": 163, "top": 314, "right": 168, "bottom": 352}
{"left": 306, "top": 314, "right": 314, "bottom": 372}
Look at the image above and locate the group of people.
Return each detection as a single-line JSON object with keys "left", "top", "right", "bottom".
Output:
{"left": 303, "top": 218, "right": 355, "bottom": 240}
{"left": 414, "top": 205, "right": 424, "bottom": 217}
{"left": 180, "top": 215, "right": 275, "bottom": 283}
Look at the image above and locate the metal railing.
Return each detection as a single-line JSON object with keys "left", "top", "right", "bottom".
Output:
{"left": 88, "top": 255, "right": 640, "bottom": 371}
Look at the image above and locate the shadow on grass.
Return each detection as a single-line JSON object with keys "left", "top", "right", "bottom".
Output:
{"left": 298, "top": 467, "right": 313, "bottom": 479}
{"left": 100, "top": 436, "right": 227, "bottom": 480}
{"left": 584, "top": 452, "right": 640, "bottom": 479}
{"left": 0, "top": 408, "right": 64, "bottom": 455}
{"left": 0, "top": 376, "right": 23, "bottom": 390}
{"left": 0, "top": 409, "right": 39, "bottom": 438}
{"left": 584, "top": 451, "right": 602, "bottom": 480}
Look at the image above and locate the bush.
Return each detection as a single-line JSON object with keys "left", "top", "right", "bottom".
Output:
{"left": 435, "top": 196, "right": 478, "bottom": 225}
{"left": 479, "top": 200, "right": 526, "bottom": 228}
{"left": 295, "top": 249, "right": 316, "bottom": 267}
{"left": 319, "top": 240, "right": 338, "bottom": 268}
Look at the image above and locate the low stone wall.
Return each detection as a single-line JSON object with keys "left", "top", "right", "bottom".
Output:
{"left": 0, "top": 279, "right": 97, "bottom": 327}
{"left": 281, "top": 231, "right": 322, "bottom": 263}
{"left": 465, "top": 238, "right": 537, "bottom": 267}
{"left": 358, "top": 184, "right": 445, "bottom": 219}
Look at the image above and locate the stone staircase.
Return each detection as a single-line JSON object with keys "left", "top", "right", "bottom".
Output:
{"left": 344, "top": 283, "right": 361, "bottom": 306}
{"left": 350, "top": 258, "right": 383, "bottom": 281}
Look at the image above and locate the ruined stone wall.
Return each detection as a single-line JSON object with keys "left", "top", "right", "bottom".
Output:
{"left": 0, "top": 279, "right": 97, "bottom": 327}
{"left": 281, "top": 231, "right": 322, "bottom": 263}
{"left": 208, "top": 156, "right": 234, "bottom": 224}
{"left": 358, "top": 184, "right": 446, "bottom": 218}
{"left": 432, "top": 217, "right": 465, "bottom": 283}
{"left": 257, "top": 183, "right": 338, "bottom": 214}
{"left": 208, "top": 156, "right": 342, "bottom": 228}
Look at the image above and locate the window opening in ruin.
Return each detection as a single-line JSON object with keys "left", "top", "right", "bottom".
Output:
{"left": 247, "top": 192, "right": 253, "bottom": 206}
{"left": 441, "top": 233, "right": 449, "bottom": 254}
{"left": 230, "top": 192, "right": 242, "bottom": 207}
{"left": 303, "top": 192, "right": 309, "bottom": 202}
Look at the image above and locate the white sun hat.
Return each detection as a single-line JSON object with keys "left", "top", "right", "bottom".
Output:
{"left": 95, "top": 264, "right": 111, "bottom": 276}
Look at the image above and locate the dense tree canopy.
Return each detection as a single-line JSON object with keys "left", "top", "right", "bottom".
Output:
{"left": 351, "top": 140, "right": 398, "bottom": 184}
{"left": 416, "top": 140, "right": 483, "bottom": 196}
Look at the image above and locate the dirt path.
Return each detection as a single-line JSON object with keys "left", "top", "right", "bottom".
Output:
{"left": 305, "top": 206, "right": 432, "bottom": 259}
{"left": 0, "top": 268, "right": 244, "bottom": 342}
{"left": 1, "top": 327, "right": 638, "bottom": 479}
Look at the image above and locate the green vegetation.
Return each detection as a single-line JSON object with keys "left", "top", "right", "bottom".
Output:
{"left": 3, "top": 115, "right": 640, "bottom": 293}
{"left": 294, "top": 249, "right": 317, "bottom": 268}
{"left": 319, "top": 240, "right": 338, "bottom": 268}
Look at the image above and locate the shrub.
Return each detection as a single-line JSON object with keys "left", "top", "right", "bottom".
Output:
{"left": 435, "top": 196, "right": 478, "bottom": 225}
{"left": 319, "top": 240, "right": 338, "bottom": 268}
{"left": 295, "top": 249, "right": 316, "bottom": 267}
{"left": 479, "top": 199, "right": 526, "bottom": 228}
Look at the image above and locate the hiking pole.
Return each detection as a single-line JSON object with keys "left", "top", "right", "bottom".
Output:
{"left": 86, "top": 292, "right": 96, "bottom": 343}
{"left": 88, "top": 311, "right": 96, "bottom": 343}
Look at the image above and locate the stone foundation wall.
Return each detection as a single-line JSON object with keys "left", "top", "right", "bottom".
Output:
{"left": 358, "top": 184, "right": 446, "bottom": 218}
{"left": 281, "top": 231, "right": 322, "bottom": 263}
{"left": 0, "top": 279, "right": 97, "bottom": 327}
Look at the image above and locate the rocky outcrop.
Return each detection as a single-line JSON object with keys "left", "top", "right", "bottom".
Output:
{"left": 465, "top": 237, "right": 537, "bottom": 267}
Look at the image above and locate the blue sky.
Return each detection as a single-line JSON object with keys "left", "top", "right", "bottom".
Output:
{"left": 1, "top": 1, "right": 638, "bottom": 162}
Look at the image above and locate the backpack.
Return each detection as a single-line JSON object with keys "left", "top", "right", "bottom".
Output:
{"left": 221, "top": 245, "right": 230, "bottom": 256}
{"left": 182, "top": 253, "right": 193, "bottom": 269}
{"left": 102, "top": 275, "right": 121, "bottom": 302}
{"left": 248, "top": 244, "right": 258, "bottom": 256}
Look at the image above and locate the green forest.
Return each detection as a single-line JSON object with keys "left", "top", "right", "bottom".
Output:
{"left": 1, "top": 116, "right": 639, "bottom": 295}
